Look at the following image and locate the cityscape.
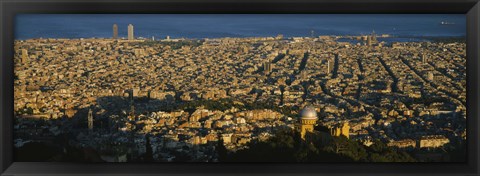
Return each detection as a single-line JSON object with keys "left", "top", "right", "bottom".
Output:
{"left": 13, "top": 15, "right": 466, "bottom": 162}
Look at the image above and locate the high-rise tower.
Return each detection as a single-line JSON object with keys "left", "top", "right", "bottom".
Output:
{"left": 128, "top": 24, "right": 134, "bottom": 40}
{"left": 422, "top": 53, "right": 428, "bottom": 64}
{"left": 113, "top": 24, "right": 118, "bottom": 39}
{"left": 20, "top": 49, "right": 28, "bottom": 64}
{"left": 263, "top": 62, "right": 273, "bottom": 75}
{"left": 327, "top": 60, "right": 333, "bottom": 74}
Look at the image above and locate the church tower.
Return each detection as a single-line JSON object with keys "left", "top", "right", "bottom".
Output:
{"left": 298, "top": 106, "right": 318, "bottom": 140}
{"left": 88, "top": 108, "right": 94, "bottom": 130}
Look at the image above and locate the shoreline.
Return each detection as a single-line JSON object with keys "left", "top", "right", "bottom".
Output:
{"left": 14, "top": 35, "right": 466, "bottom": 42}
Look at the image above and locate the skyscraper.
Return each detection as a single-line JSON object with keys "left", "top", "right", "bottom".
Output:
{"left": 327, "top": 59, "right": 333, "bottom": 74}
{"left": 128, "top": 24, "right": 134, "bottom": 40}
{"left": 20, "top": 49, "right": 28, "bottom": 64}
{"left": 422, "top": 53, "right": 428, "bottom": 64}
{"left": 113, "top": 24, "right": 118, "bottom": 39}
{"left": 263, "top": 62, "right": 274, "bottom": 75}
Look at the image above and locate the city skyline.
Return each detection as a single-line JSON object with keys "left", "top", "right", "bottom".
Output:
{"left": 15, "top": 14, "right": 465, "bottom": 40}
{"left": 13, "top": 14, "right": 466, "bottom": 163}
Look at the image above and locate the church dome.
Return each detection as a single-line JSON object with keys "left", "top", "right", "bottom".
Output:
{"left": 300, "top": 106, "right": 318, "bottom": 120}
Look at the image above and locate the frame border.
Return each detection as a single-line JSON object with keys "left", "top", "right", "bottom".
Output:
{"left": 1, "top": 0, "right": 479, "bottom": 175}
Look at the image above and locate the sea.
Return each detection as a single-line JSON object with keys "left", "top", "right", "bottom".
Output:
{"left": 15, "top": 14, "right": 466, "bottom": 41}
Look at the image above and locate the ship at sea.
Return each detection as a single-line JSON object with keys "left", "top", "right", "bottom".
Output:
{"left": 440, "top": 21, "right": 455, "bottom": 25}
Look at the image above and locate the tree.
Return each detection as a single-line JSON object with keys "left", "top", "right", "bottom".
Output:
{"left": 366, "top": 140, "right": 416, "bottom": 162}
{"left": 216, "top": 138, "right": 228, "bottom": 162}
{"left": 15, "top": 142, "right": 60, "bottom": 161}
{"left": 144, "top": 136, "right": 154, "bottom": 162}
{"left": 222, "top": 129, "right": 416, "bottom": 162}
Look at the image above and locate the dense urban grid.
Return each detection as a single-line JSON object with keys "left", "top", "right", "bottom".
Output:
{"left": 13, "top": 24, "right": 466, "bottom": 162}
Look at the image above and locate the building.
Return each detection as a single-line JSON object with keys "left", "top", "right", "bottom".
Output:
{"left": 422, "top": 53, "right": 428, "bottom": 64}
{"left": 329, "top": 122, "right": 350, "bottom": 139}
{"left": 134, "top": 49, "right": 145, "bottom": 57}
{"left": 263, "top": 62, "right": 273, "bottom": 75}
{"left": 427, "top": 71, "right": 434, "bottom": 81}
{"left": 418, "top": 135, "right": 450, "bottom": 148}
{"left": 132, "top": 88, "right": 139, "bottom": 97}
{"left": 88, "top": 108, "right": 93, "bottom": 130}
{"left": 297, "top": 106, "right": 318, "bottom": 140}
{"left": 113, "top": 24, "right": 118, "bottom": 39}
{"left": 371, "top": 30, "right": 377, "bottom": 41}
{"left": 222, "top": 133, "right": 233, "bottom": 144}
{"left": 20, "top": 49, "right": 28, "bottom": 64}
{"left": 276, "top": 34, "right": 283, "bottom": 40}
{"left": 128, "top": 24, "right": 134, "bottom": 40}
{"left": 65, "top": 108, "right": 77, "bottom": 118}
{"left": 127, "top": 88, "right": 139, "bottom": 100}
{"left": 327, "top": 59, "right": 333, "bottom": 74}
{"left": 365, "top": 31, "right": 377, "bottom": 46}
{"left": 366, "top": 36, "right": 372, "bottom": 46}
{"left": 387, "top": 139, "right": 416, "bottom": 148}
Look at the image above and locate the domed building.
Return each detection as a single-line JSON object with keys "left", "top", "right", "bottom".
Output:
{"left": 298, "top": 106, "right": 319, "bottom": 140}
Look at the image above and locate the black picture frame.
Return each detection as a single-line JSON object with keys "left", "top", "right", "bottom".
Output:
{"left": 1, "top": 0, "right": 479, "bottom": 175}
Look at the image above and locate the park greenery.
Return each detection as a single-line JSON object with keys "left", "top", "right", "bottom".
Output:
{"left": 177, "top": 98, "right": 299, "bottom": 117}
{"left": 217, "top": 129, "right": 417, "bottom": 162}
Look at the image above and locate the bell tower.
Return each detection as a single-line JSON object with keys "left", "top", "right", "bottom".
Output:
{"left": 88, "top": 108, "right": 94, "bottom": 130}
